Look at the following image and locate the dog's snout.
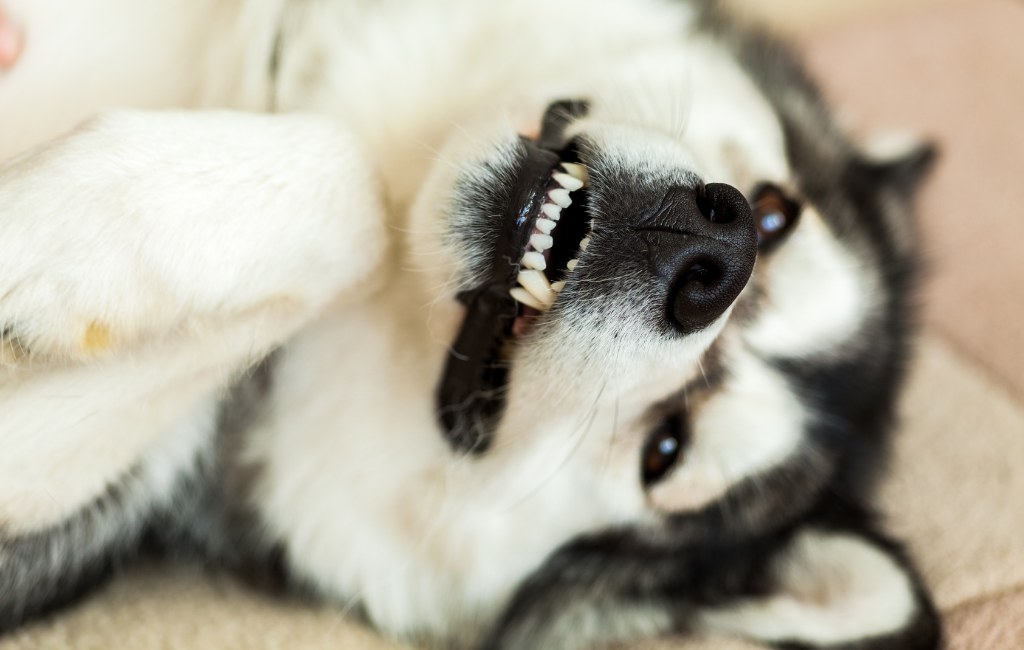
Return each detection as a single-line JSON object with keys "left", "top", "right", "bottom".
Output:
{"left": 642, "top": 183, "right": 757, "bottom": 333}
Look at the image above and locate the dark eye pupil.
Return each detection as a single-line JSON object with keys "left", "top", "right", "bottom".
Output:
{"left": 752, "top": 184, "right": 800, "bottom": 246}
{"left": 642, "top": 419, "right": 685, "bottom": 485}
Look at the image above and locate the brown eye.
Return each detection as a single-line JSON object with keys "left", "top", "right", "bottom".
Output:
{"left": 642, "top": 417, "right": 685, "bottom": 485}
{"left": 751, "top": 184, "right": 801, "bottom": 247}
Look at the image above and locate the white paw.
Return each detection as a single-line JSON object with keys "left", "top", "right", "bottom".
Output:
{"left": 0, "top": 110, "right": 387, "bottom": 363}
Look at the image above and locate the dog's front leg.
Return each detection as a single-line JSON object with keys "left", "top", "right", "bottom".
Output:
{"left": 0, "top": 108, "right": 385, "bottom": 544}
{"left": 0, "top": 110, "right": 387, "bottom": 629}
{"left": 0, "top": 109, "right": 387, "bottom": 362}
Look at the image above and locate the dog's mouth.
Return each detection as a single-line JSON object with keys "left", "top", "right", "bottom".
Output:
{"left": 510, "top": 151, "right": 592, "bottom": 331}
{"left": 436, "top": 137, "right": 593, "bottom": 453}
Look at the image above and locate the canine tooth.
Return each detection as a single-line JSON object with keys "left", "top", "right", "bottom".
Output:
{"left": 561, "top": 162, "right": 590, "bottom": 186}
{"left": 549, "top": 188, "right": 572, "bottom": 208}
{"left": 567, "top": 258, "right": 579, "bottom": 271}
{"left": 551, "top": 280, "right": 566, "bottom": 292}
{"left": 519, "top": 269, "right": 552, "bottom": 291}
{"left": 522, "top": 251, "right": 547, "bottom": 270}
{"left": 518, "top": 270, "right": 556, "bottom": 307}
{"left": 530, "top": 234, "right": 553, "bottom": 251}
{"left": 579, "top": 236, "right": 591, "bottom": 251}
{"left": 552, "top": 173, "right": 584, "bottom": 192}
{"left": 535, "top": 218, "right": 556, "bottom": 234}
{"left": 510, "top": 287, "right": 546, "bottom": 311}
{"left": 541, "top": 204, "right": 562, "bottom": 220}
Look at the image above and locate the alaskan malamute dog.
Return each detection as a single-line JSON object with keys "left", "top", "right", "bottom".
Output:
{"left": 0, "top": 0, "right": 940, "bottom": 648}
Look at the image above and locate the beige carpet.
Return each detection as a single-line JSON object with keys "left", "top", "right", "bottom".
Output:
{"left": 5, "top": 0, "right": 1024, "bottom": 648}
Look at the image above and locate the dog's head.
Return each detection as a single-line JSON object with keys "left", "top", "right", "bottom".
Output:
{"left": 402, "top": 21, "right": 934, "bottom": 649}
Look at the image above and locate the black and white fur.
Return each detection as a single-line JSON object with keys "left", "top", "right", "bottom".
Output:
{"left": 0, "top": 1, "right": 939, "bottom": 649}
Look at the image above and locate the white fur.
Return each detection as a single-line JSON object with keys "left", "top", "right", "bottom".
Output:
{"left": 648, "top": 343, "right": 806, "bottom": 512}
{"left": 744, "top": 208, "right": 876, "bottom": 358}
{"left": 0, "top": 110, "right": 386, "bottom": 530}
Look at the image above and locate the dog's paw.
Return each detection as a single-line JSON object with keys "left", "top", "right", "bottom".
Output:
{"left": 0, "top": 287, "right": 128, "bottom": 364}
{"left": 0, "top": 8, "right": 22, "bottom": 70}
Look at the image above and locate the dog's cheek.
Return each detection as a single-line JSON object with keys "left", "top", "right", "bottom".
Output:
{"left": 646, "top": 348, "right": 805, "bottom": 513}
{"left": 742, "top": 207, "right": 877, "bottom": 360}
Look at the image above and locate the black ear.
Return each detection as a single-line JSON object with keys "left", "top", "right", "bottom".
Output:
{"left": 864, "top": 142, "right": 939, "bottom": 198}
{"left": 699, "top": 528, "right": 941, "bottom": 650}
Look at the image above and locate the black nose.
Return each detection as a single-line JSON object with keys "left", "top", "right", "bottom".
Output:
{"left": 641, "top": 183, "right": 757, "bottom": 333}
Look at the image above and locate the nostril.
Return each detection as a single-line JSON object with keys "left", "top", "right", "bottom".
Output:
{"left": 696, "top": 183, "right": 747, "bottom": 224}
{"left": 695, "top": 184, "right": 717, "bottom": 222}
{"left": 684, "top": 261, "right": 721, "bottom": 286}
{"left": 670, "top": 257, "right": 733, "bottom": 333}
{"left": 643, "top": 181, "right": 757, "bottom": 334}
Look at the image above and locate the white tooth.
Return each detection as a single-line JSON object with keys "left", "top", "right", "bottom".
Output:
{"left": 561, "top": 162, "right": 590, "bottom": 186}
{"left": 530, "top": 234, "right": 553, "bottom": 251}
{"left": 552, "top": 173, "right": 584, "bottom": 192}
{"left": 510, "top": 287, "right": 546, "bottom": 311}
{"left": 518, "top": 270, "right": 556, "bottom": 307}
{"left": 579, "top": 236, "right": 591, "bottom": 251}
{"left": 541, "top": 204, "right": 562, "bottom": 220}
{"left": 551, "top": 280, "right": 566, "bottom": 293}
{"left": 518, "top": 269, "right": 552, "bottom": 291}
{"left": 521, "top": 251, "right": 547, "bottom": 270}
{"left": 567, "top": 258, "right": 579, "bottom": 271}
{"left": 535, "top": 218, "right": 556, "bottom": 234}
{"left": 549, "top": 188, "right": 571, "bottom": 208}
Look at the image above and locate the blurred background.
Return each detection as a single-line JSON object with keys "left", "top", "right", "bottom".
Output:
{"left": 725, "top": 0, "right": 972, "bottom": 34}
{"left": 2, "top": 0, "right": 1021, "bottom": 649}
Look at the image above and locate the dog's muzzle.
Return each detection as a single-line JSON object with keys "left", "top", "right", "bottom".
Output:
{"left": 436, "top": 101, "right": 757, "bottom": 455}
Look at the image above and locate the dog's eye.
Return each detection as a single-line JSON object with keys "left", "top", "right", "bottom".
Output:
{"left": 641, "top": 417, "right": 684, "bottom": 485}
{"left": 752, "top": 184, "right": 801, "bottom": 247}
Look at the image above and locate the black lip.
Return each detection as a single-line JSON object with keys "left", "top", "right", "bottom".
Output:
{"left": 436, "top": 138, "right": 561, "bottom": 454}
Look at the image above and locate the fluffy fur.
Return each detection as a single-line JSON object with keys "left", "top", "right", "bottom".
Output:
{"left": 0, "top": 1, "right": 939, "bottom": 649}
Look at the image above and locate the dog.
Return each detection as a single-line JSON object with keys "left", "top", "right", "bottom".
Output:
{"left": 0, "top": 0, "right": 940, "bottom": 648}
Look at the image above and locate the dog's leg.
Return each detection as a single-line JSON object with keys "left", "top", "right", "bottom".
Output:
{"left": 0, "top": 109, "right": 386, "bottom": 629}
{"left": 0, "top": 109, "right": 386, "bottom": 364}
{"left": 483, "top": 524, "right": 939, "bottom": 650}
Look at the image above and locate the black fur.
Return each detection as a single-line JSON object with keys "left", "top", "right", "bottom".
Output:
{"left": 0, "top": 470, "right": 149, "bottom": 632}
{"left": 0, "top": 356, "right": 285, "bottom": 634}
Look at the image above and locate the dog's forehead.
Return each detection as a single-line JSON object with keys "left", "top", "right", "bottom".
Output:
{"left": 572, "top": 39, "right": 791, "bottom": 190}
